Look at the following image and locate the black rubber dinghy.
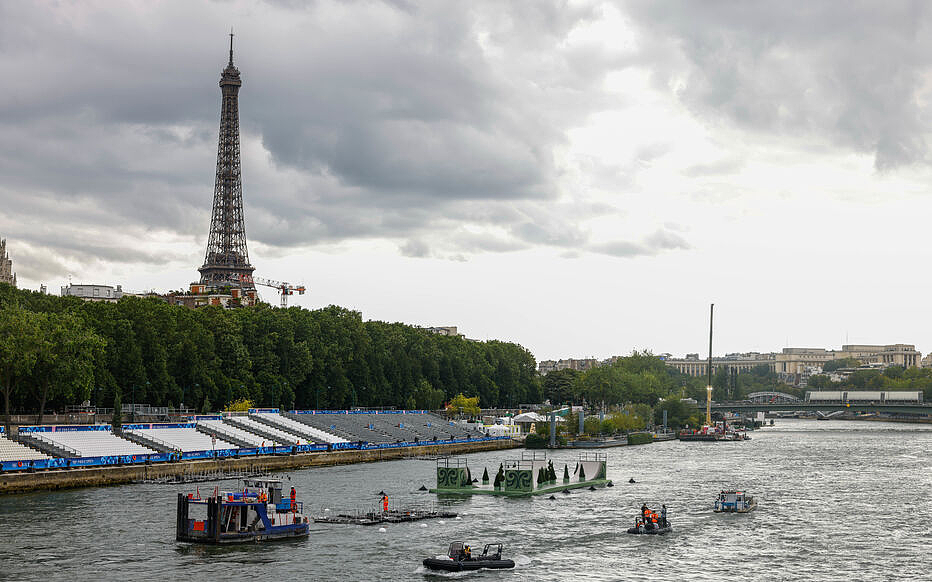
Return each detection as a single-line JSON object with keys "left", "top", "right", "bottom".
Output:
{"left": 424, "top": 542, "right": 516, "bottom": 571}
{"left": 626, "top": 525, "right": 672, "bottom": 535}
{"left": 423, "top": 557, "right": 516, "bottom": 571}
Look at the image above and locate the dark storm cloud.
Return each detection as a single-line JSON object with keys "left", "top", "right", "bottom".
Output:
{"left": 622, "top": 0, "right": 932, "bottom": 170}
{"left": 0, "top": 0, "right": 684, "bottom": 281}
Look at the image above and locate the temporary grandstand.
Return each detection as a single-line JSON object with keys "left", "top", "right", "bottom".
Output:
{"left": 0, "top": 434, "right": 49, "bottom": 462}
{"left": 22, "top": 429, "right": 157, "bottom": 458}
{"left": 286, "top": 412, "right": 480, "bottom": 444}
{"left": 124, "top": 427, "right": 237, "bottom": 453}
{"left": 0, "top": 410, "right": 499, "bottom": 473}
{"left": 223, "top": 415, "right": 304, "bottom": 446}
{"left": 250, "top": 412, "right": 347, "bottom": 444}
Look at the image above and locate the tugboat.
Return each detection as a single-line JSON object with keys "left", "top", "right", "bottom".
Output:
{"left": 176, "top": 478, "right": 309, "bottom": 543}
{"left": 423, "top": 542, "right": 516, "bottom": 571}
{"left": 714, "top": 490, "right": 757, "bottom": 513}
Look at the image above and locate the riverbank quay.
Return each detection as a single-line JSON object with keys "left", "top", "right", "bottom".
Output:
{"left": 0, "top": 438, "right": 519, "bottom": 495}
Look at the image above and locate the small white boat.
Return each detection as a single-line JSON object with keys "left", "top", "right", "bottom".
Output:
{"left": 714, "top": 491, "right": 757, "bottom": 513}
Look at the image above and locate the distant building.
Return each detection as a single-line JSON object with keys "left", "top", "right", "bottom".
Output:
{"left": 538, "top": 358, "right": 600, "bottom": 375}
{"left": 664, "top": 344, "right": 921, "bottom": 386}
{"left": 664, "top": 352, "right": 776, "bottom": 378}
{"left": 0, "top": 238, "right": 16, "bottom": 287}
{"left": 61, "top": 283, "right": 123, "bottom": 303}
{"left": 160, "top": 282, "right": 257, "bottom": 309}
{"left": 426, "top": 326, "right": 461, "bottom": 336}
{"left": 774, "top": 344, "right": 921, "bottom": 375}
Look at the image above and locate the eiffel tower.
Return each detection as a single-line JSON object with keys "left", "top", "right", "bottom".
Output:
{"left": 198, "top": 33, "right": 255, "bottom": 289}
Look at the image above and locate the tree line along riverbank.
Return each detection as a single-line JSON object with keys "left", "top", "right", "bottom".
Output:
{"left": 0, "top": 283, "right": 538, "bottom": 428}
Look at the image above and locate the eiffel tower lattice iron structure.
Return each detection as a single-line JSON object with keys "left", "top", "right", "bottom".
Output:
{"left": 198, "top": 33, "right": 255, "bottom": 289}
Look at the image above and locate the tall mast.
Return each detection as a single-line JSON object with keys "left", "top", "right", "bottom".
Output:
{"left": 706, "top": 303, "right": 714, "bottom": 426}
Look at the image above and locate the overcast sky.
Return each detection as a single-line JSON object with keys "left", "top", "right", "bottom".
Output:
{"left": 3, "top": 1, "right": 932, "bottom": 361}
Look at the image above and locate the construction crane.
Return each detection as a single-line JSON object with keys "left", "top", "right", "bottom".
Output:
{"left": 240, "top": 275, "right": 306, "bottom": 308}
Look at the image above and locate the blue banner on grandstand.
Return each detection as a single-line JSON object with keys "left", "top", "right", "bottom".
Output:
{"left": 122, "top": 423, "right": 195, "bottom": 430}
{"left": 18, "top": 424, "right": 112, "bottom": 433}
{"left": 248, "top": 408, "right": 280, "bottom": 414}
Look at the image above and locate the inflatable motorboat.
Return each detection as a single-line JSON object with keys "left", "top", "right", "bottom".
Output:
{"left": 626, "top": 524, "right": 672, "bottom": 535}
{"left": 626, "top": 518, "right": 672, "bottom": 535}
{"left": 423, "top": 542, "right": 516, "bottom": 571}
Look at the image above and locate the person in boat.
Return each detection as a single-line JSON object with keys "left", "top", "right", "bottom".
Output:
{"left": 290, "top": 487, "right": 297, "bottom": 512}
{"left": 661, "top": 504, "right": 667, "bottom": 527}
{"left": 641, "top": 503, "right": 649, "bottom": 521}
{"left": 463, "top": 545, "right": 472, "bottom": 560}
{"left": 381, "top": 494, "right": 389, "bottom": 513}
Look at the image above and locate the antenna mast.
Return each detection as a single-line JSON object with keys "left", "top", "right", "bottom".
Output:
{"left": 706, "top": 303, "right": 714, "bottom": 426}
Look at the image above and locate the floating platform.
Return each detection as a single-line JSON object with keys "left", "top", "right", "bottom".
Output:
{"left": 429, "top": 452, "right": 610, "bottom": 497}
{"left": 314, "top": 503, "right": 456, "bottom": 525}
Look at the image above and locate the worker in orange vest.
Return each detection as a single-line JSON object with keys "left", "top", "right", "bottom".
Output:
{"left": 382, "top": 494, "right": 389, "bottom": 513}
{"left": 290, "top": 486, "right": 297, "bottom": 512}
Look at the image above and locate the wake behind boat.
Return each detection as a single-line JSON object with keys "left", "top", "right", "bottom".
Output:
{"left": 423, "top": 542, "right": 516, "bottom": 571}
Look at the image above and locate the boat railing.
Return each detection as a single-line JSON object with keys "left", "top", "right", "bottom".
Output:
{"left": 577, "top": 451, "right": 607, "bottom": 462}
{"left": 520, "top": 450, "right": 547, "bottom": 461}
{"left": 436, "top": 456, "right": 468, "bottom": 468}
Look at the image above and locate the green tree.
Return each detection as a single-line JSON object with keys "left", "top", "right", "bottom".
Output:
{"left": 0, "top": 304, "right": 42, "bottom": 433}
{"left": 541, "top": 368, "right": 578, "bottom": 405}
{"left": 31, "top": 312, "right": 105, "bottom": 425}
{"left": 653, "top": 397, "right": 694, "bottom": 429}
{"left": 445, "top": 393, "right": 480, "bottom": 417}
{"left": 823, "top": 358, "right": 860, "bottom": 372}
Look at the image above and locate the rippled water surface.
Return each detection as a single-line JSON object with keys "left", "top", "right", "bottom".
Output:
{"left": 1, "top": 419, "right": 931, "bottom": 581}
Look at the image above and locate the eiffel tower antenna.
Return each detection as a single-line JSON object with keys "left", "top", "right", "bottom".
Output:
{"left": 198, "top": 34, "right": 255, "bottom": 289}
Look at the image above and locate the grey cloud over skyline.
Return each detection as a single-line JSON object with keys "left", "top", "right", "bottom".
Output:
{"left": 4, "top": 1, "right": 932, "bottom": 288}
{"left": 623, "top": 0, "right": 932, "bottom": 170}
{"left": 0, "top": 1, "right": 645, "bottom": 282}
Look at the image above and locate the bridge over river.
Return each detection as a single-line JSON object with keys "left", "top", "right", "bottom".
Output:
{"left": 701, "top": 401, "right": 932, "bottom": 415}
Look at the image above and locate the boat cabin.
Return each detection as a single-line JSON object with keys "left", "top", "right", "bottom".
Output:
{"left": 176, "top": 479, "right": 308, "bottom": 544}
{"left": 714, "top": 490, "right": 755, "bottom": 511}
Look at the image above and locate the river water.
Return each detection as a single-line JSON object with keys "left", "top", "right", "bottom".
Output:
{"left": 1, "top": 419, "right": 930, "bottom": 581}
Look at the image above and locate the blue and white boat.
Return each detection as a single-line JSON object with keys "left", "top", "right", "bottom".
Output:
{"left": 714, "top": 490, "right": 757, "bottom": 513}
{"left": 176, "top": 478, "right": 309, "bottom": 543}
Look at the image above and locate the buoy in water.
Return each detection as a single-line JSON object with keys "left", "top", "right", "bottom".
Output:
{"left": 589, "top": 486, "right": 596, "bottom": 491}
{"left": 438, "top": 520, "right": 446, "bottom": 525}
{"left": 420, "top": 523, "right": 427, "bottom": 528}
{"left": 607, "top": 481, "right": 614, "bottom": 487}
{"left": 378, "top": 527, "right": 387, "bottom": 533}
{"left": 548, "top": 495, "right": 556, "bottom": 500}
{"left": 561, "top": 489, "right": 571, "bottom": 495}
{"left": 629, "top": 478, "right": 636, "bottom": 483}
{"left": 418, "top": 485, "right": 428, "bottom": 491}
{"left": 378, "top": 490, "right": 386, "bottom": 496}
{"left": 324, "top": 508, "right": 330, "bottom": 512}
{"left": 454, "top": 516, "right": 462, "bottom": 520}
